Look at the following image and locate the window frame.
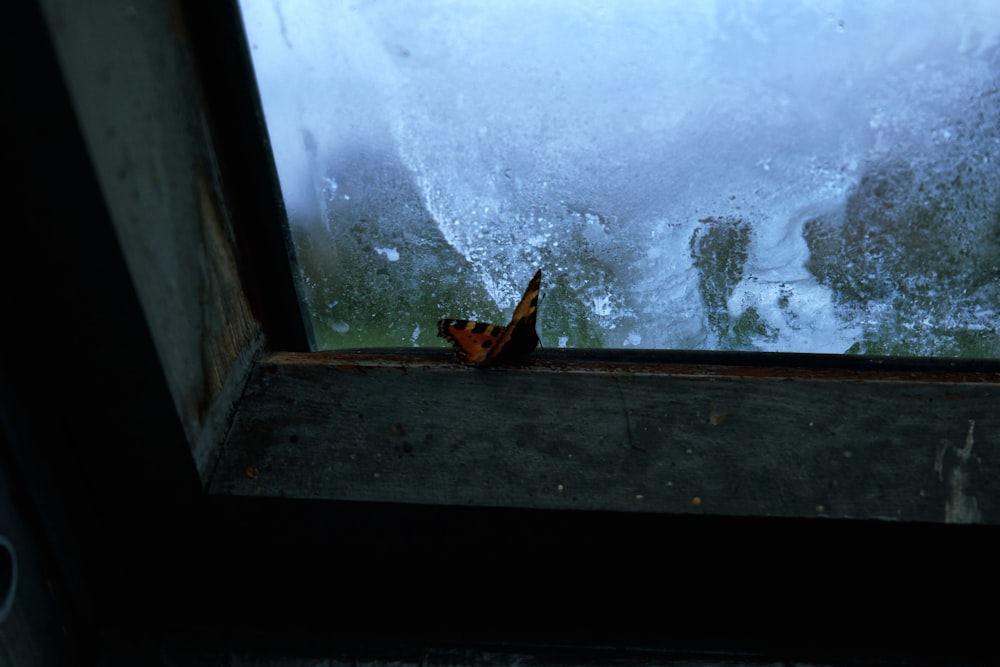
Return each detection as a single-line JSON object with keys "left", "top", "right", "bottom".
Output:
{"left": 193, "top": 2, "right": 998, "bottom": 526}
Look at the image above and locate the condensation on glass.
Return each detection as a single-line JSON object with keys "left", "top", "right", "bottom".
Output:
{"left": 240, "top": 1, "right": 1000, "bottom": 358}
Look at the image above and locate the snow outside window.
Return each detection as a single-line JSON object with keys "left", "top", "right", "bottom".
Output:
{"left": 241, "top": 0, "right": 1000, "bottom": 358}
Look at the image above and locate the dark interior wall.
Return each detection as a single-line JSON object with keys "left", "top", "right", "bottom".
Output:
{"left": 1, "top": 1, "right": 203, "bottom": 662}
{"left": 0, "top": 431, "right": 74, "bottom": 667}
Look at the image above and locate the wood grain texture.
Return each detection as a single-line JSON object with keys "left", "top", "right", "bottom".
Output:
{"left": 211, "top": 350, "right": 1000, "bottom": 523}
{"left": 41, "top": 0, "right": 290, "bottom": 478}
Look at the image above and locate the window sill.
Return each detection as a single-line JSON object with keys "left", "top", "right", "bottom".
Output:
{"left": 210, "top": 349, "right": 1000, "bottom": 524}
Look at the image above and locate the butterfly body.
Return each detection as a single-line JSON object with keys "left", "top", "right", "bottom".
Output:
{"left": 438, "top": 269, "right": 542, "bottom": 367}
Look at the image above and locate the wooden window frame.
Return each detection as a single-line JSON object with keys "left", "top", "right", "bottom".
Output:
{"left": 4, "top": 1, "right": 998, "bottom": 663}
{"left": 193, "top": 2, "right": 998, "bottom": 527}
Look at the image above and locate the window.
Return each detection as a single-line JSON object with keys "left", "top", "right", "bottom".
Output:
{"left": 242, "top": 1, "right": 1000, "bottom": 357}
{"left": 170, "top": 0, "right": 1000, "bottom": 525}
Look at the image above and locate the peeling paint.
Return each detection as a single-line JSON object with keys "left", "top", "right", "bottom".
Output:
{"left": 939, "top": 420, "right": 981, "bottom": 524}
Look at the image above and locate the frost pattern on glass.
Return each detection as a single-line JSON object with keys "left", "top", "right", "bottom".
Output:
{"left": 241, "top": 0, "right": 1000, "bottom": 357}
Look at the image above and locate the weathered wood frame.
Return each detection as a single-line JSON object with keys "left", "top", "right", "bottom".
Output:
{"left": 214, "top": 349, "right": 998, "bottom": 524}
{"left": 35, "top": 0, "right": 999, "bottom": 526}
{"left": 6, "top": 0, "right": 998, "bottom": 662}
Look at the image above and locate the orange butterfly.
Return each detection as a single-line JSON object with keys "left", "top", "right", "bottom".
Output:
{"left": 438, "top": 269, "right": 542, "bottom": 367}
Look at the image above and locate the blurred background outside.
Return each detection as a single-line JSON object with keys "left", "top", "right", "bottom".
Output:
{"left": 241, "top": 0, "right": 1000, "bottom": 357}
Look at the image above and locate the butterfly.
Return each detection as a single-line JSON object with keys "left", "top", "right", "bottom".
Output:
{"left": 437, "top": 269, "right": 542, "bottom": 367}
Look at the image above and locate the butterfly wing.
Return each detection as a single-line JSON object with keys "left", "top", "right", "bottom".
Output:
{"left": 477, "top": 269, "right": 542, "bottom": 367}
{"left": 437, "top": 269, "right": 543, "bottom": 367}
{"left": 437, "top": 318, "right": 507, "bottom": 365}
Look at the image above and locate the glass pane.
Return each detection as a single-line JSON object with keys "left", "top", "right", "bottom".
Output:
{"left": 240, "top": 1, "right": 1000, "bottom": 357}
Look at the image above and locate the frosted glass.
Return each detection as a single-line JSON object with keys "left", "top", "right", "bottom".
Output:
{"left": 241, "top": 0, "right": 1000, "bottom": 357}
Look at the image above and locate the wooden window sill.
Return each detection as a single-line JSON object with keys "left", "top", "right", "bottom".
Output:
{"left": 211, "top": 349, "right": 1000, "bottom": 524}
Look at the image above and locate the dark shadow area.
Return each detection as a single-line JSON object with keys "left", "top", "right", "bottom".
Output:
{"left": 167, "top": 496, "right": 999, "bottom": 666}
